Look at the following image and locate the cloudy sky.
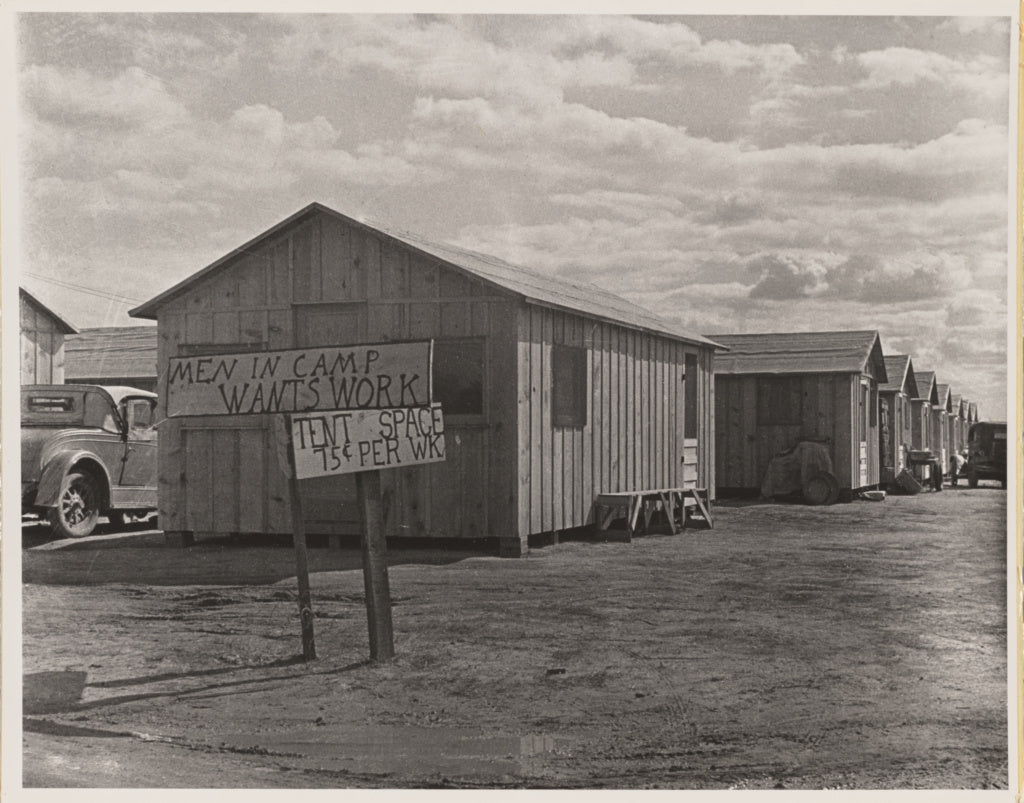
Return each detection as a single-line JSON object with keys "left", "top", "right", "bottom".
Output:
{"left": 11, "top": 10, "right": 1016, "bottom": 418}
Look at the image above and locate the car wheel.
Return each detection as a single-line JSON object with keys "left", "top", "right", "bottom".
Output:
{"left": 48, "top": 471, "right": 101, "bottom": 538}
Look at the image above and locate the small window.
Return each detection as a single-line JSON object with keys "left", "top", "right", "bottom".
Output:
{"left": 552, "top": 345, "right": 587, "bottom": 428}
{"left": 757, "top": 377, "right": 802, "bottom": 426}
{"left": 27, "top": 395, "right": 75, "bottom": 412}
{"left": 434, "top": 339, "right": 484, "bottom": 416}
{"left": 125, "top": 399, "right": 157, "bottom": 441}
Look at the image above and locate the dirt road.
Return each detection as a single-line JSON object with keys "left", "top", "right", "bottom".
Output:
{"left": 20, "top": 486, "right": 1009, "bottom": 789}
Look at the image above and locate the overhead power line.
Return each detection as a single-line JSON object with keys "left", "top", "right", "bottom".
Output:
{"left": 23, "top": 272, "right": 146, "bottom": 305}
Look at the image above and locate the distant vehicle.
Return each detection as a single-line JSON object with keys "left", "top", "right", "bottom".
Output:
{"left": 22, "top": 384, "right": 158, "bottom": 538}
{"left": 965, "top": 421, "right": 1006, "bottom": 489}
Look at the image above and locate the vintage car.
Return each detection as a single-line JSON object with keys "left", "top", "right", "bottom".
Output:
{"left": 966, "top": 420, "right": 1007, "bottom": 489}
{"left": 22, "top": 384, "right": 158, "bottom": 538}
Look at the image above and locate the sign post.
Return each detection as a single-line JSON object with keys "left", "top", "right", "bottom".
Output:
{"left": 356, "top": 469, "right": 393, "bottom": 661}
{"left": 167, "top": 340, "right": 441, "bottom": 664}
{"left": 288, "top": 403, "right": 445, "bottom": 662}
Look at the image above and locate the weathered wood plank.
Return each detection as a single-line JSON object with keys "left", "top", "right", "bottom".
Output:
{"left": 211, "top": 429, "right": 239, "bottom": 532}
{"left": 183, "top": 428, "right": 213, "bottom": 532}
{"left": 550, "top": 312, "right": 564, "bottom": 530}
{"left": 291, "top": 225, "right": 313, "bottom": 303}
{"left": 321, "top": 215, "right": 350, "bottom": 301}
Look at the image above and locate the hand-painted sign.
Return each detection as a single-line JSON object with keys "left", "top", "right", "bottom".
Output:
{"left": 166, "top": 342, "right": 432, "bottom": 417}
{"left": 290, "top": 404, "right": 446, "bottom": 479}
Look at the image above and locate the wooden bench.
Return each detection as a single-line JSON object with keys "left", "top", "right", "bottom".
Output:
{"left": 592, "top": 487, "right": 713, "bottom": 538}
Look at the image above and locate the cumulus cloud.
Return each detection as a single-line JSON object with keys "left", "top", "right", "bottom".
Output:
{"left": 852, "top": 46, "right": 1007, "bottom": 99}
{"left": 21, "top": 64, "right": 187, "bottom": 129}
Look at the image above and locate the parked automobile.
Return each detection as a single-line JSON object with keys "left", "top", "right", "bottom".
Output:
{"left": 22, "top": 384, "right": 158, "bottom": 538}
{"left": 966, "top": 420, "right": 1006, "bottom": 489}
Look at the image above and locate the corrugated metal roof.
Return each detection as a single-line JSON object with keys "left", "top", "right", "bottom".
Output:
{"left": 879, "top": 354, "right": 918, "bottom": 396}
{"left": 131, "top": 202, "right": 720, "bottom": 349}
{"left": 913, "top": 370, "right": 939, "bottom": 404}
{"left": 707, "top": 330, "right": 886, "bottom": 380}
{"left": 65, "top": 326, "right": 158, "bottom": 381}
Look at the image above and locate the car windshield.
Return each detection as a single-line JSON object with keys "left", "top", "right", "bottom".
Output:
{"left": 22, "top": 388, "right": 121, "bottom": 433}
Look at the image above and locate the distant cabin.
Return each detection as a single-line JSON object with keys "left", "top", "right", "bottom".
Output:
{"left": 933, "top": 382, "right": 953, "bottom": 474}
{"left": 878, "top": 354, "right": 919, "bottom": 486}
{"left": 708, "top": 330, "right": 887, "bottom": 499}
{"left": 19, "top": 288, "right": 76, "bottom": 385}
{"left": 65, "top": 326, "right": 159, "bottom": 393}
{"left": 131, "top": 202, "right": 720, "bottom": 555}
{"left": 911, "top": 370, "right": 939, "bottom": 454}
{"left": 949, "top": 394, "right": 965, "bottom": 460}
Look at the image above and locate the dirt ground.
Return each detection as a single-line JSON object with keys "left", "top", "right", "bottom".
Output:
{"left": 19, "top": 485, "right": 1009, "bottom": 789}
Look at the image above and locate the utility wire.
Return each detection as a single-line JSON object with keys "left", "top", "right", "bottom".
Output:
{"left": 23, "top": 271, "right": 146, "bottom": 305}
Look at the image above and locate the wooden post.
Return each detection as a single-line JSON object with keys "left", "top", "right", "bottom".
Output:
{"left": 276, "top": 416, "right": 317, "bottom": 661}
{"left": 356, "top": 469, "right": 394, "bottom": 662}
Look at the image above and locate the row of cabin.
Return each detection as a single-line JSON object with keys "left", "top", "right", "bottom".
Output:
{"left": 124, "top": 203, "right": 982, "bottom": 550}
{"left": 26, "top": 202, "right": 982, "bottom": 551}
{"left": 708, "top": 334, "right": 978, "bottom": 498}
{"left": 130, "top": 202, "right": 719, "bottom": 556}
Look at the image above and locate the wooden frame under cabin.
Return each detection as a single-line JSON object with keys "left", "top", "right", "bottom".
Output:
{"left": 878, "top": 354, "right": 919, "bottom": 487}
{"left": 708, "top": 331, "right": 887, "bottom": 500}
{"left": 19, "top": 288, "right": 76, "bottom": 385}
{"left": 130, "top": 202, "right": 720, "bottom": 556}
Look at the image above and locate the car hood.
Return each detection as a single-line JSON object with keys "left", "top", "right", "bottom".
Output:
{"left": 21, "top": 427, "right": 98, "bottom": 483}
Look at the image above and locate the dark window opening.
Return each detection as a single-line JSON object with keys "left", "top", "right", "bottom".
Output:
{"left": 757, "top": 377, "right": 802, "bottom": 426}
{"left": 552, "top": 345, "right": 587, "bottom": 428}
{"left": 434, "top": 338, "right": 484, "bottom": 416}
{"left": 683, "top": 353, "right": 698, "bottom": 438}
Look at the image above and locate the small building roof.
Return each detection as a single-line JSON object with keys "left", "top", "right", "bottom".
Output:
{"left": 19, "top": 287, "right": 77, "bottom": 334}
{"left": 879, "top": 354, "right": 919, "bottom": 397}
{"left": 934, "top": 383, "right": 953, "bottom": 412}
{"left": 131, "top": 202, "right": 721, "bottom": 349}
{"left": 913, "top": 370, "right": 940, "bottom": 405}
{"left": 707, "top": 330, "right": 887, "bottom": 382}
{"left": 65, "top": 326, "right": 158, "bottom": 382}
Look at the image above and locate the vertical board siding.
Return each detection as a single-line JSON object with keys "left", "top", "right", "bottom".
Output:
{"left": 156, "top": 207, "right": 714, "bottom": 542}
{"left": 514, "top": 306, "right": 713, "bottom": 534}
{"left": 715, "top": 371, "right": 878, "bottom": 492}
{"left": 20, "top": 293, "right": 67, "bottom": 385}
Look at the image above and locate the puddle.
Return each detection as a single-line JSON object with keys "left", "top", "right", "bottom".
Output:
{"left": 215, "top": 725, "right": 569, "bottom": 778}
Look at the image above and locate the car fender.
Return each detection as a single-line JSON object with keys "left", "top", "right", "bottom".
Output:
{"left": 35, "top": 450, "right": 113, "bottom": 508}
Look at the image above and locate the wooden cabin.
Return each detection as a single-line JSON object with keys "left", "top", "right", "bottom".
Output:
{"left": 949, "top": 394, "right": 966, "bottom": 462}
{"left": 911, "top": 370, "right": 938, "bottom": 451}
{"left": 708, "top": 330, "right": 887, "bottom": 499}
{"left": 19, "top": 288, "right": 76, "bottom": 385}
{"left": 932, "top": 382, "right": 953, "bottom": 477}
{"left": 65, "top": 326, "right": 159, "bottom": 392}
{"left": 130, "top": 202, "right": 720, "bottom": 555}
{"left": 878, "top": 354, "right": 919, "bottom": 486}
{"left": 910, "top": 370, "right": 939, "bottom": 480}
